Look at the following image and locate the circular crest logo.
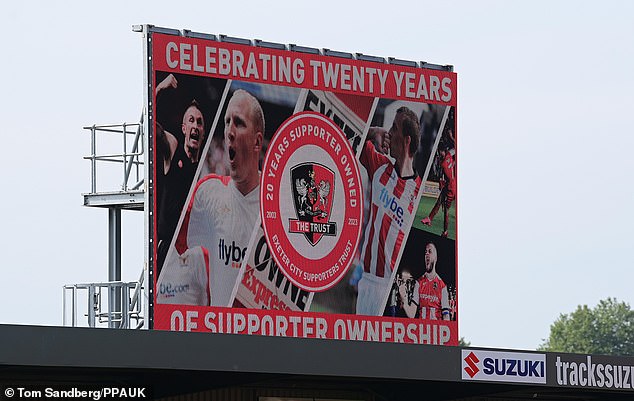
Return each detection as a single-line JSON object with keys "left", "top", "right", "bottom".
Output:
{"left": 261, "top": 112, "right": 363, "bottom": 292}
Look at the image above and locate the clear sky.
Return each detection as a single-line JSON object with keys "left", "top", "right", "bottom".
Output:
{"left": 0, "top": 1, "right": 632, "bottom": 350}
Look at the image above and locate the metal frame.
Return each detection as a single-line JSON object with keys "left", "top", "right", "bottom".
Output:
{"left": 143, "top": 24, "right": 454, "bottom": 71}
{"left": 69, "top": 96, "right": 146, "bottom": 330}
{"left": 62, "top": 275, "right": 144, "bottom": 329}
{"left": 142, "top": 25, "right": 154, "bottom": 330}
{"left": 83, "top": 120, "right": 144, "bottom": 208}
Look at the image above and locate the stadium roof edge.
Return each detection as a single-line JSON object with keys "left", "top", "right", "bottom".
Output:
{"left": 2, "top": 324, "right": 634, "bottom": 399}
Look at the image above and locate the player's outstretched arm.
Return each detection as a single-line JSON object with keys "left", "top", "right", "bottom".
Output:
{"left": 156, "top": 122, "right": 178, "bottom": 174}
{"left": 155, "top": 73, "right": 178, "bottom": 96}
{"left": 154, "top": 73, "right": 179, "bottom": 173}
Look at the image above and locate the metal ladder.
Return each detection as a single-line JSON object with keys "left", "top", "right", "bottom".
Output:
{"left": 63, "top": 116, "right": 147, "bottom": 329}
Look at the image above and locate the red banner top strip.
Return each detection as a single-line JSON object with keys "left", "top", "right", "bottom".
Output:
{"left": 152, "top": 33, "right": 457, "bottom": 106}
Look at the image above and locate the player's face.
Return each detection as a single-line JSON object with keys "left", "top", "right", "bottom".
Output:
{"left": 224, "top": 94, "right": 261, "bottom": 185}
{"left": 182, "top": 106, "right": 205, "bottom": 153}
{"left": 388, "top": 114, "right": 408, "bottom": 162}
{"left": 424, "top": 243, "right": 437, "bottom": 272}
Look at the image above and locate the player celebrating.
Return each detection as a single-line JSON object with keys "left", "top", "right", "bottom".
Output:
{"left": 398, "top": 242, "right": 450, "bottom": 320}
{"left": 355, "top": 106, "right": 423, "bottom": 315}
{"left": 420, "top": 143, "right": 456, "bottom": 238}
{"left": 157, "top": 89, "right": 264, "bottom": 306}
{"left": 155, "top": 74, "right": 207, "bottom": 273}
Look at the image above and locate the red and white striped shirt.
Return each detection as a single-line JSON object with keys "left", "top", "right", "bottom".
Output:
{"left": 359, "top": 141, "right": 421, "bottom": 279}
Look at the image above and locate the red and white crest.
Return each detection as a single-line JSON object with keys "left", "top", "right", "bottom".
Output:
{"left": 289, "top": 162, "right": 336, "bottom": 246}
{"left": 261, "top": 112, "right": 363, "bottom": 292}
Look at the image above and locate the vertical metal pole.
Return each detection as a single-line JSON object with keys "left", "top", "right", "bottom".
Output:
{"left": 122, "top": 122, "right": 127, "bottom": 190}
{"left": 125, "top": 124, "right": 141, "bottom": 192}
{"left": 108, "top": 207, "right": 122, "bottom": 328}
{"left": 72, "top": 287, "right": 77, "bottom": 327}
{"left": 91, "top": 125, "right": 97, "bottom": 193}
{"left": 63, "top": 286, "right": 67, "bottom": 326}
{"left": 88, "top": 285, "right": 96, "bottom": 328}
{"left": 143, "top": 25, "right": 153, "bottom": 331}
{"left": 121, "top": 285, "right": 130, "bottom": 329}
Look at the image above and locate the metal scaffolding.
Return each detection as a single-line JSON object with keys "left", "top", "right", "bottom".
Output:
{"left": 64, "top": 117, "right": 146, "bottom": 329}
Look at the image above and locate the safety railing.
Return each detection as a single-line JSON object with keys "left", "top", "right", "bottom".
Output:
{"left": 63, "top": 271, "right": 145, "bottom": 329}
{"left": 83, "top": 115, "right": 144, "bottom": 196}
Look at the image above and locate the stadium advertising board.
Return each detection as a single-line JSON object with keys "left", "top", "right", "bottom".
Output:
{"left": 461, "top": 350, "right": 547, "bottom": 384}
{"left": 461, "top": 349, "right": 634, "bottom": 391}
{"left": 549, "top": 353, "right": 634, "bottom": 391}
{"left": 149, "top": 28, "right": 458, "bottom": 345}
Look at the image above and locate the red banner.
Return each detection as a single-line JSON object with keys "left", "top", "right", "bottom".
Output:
{"left": 152, "top": 34, "right": 457, "bottom": 106}
{"left": 156, "top": 305, "right": 457, "bottom": 345}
